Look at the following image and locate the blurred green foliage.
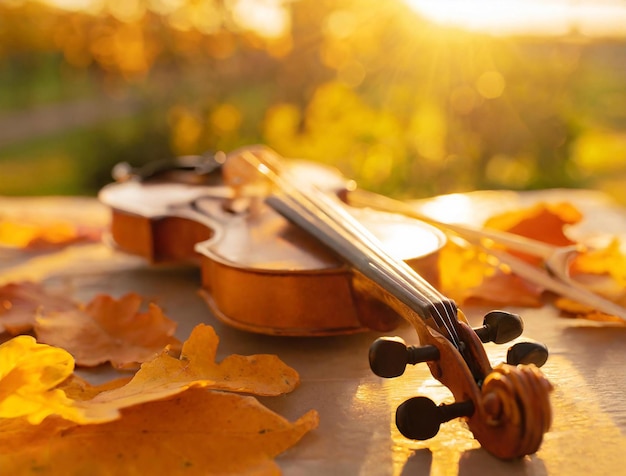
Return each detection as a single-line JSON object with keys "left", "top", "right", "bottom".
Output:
{"left": 1, "top": 0, "right": 626, "bottom": 203}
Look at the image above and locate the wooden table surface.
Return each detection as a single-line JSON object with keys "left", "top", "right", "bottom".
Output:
{"left": 1, "top": 190, "right": 625, "bottom": 475}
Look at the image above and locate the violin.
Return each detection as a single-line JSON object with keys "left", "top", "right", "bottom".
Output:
{"left": 99, "top": 145, "right": 552, "bottom": 459}
{"left": 100, "top": 150, "right": 446, "bottom": 336}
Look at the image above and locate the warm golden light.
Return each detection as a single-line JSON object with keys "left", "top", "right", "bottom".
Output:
{"left": 405, "top": 0, "right": 626, "bottom": 36}
{"left": 40, "top": 0, "right": 290, "bottom": 38}
{"left": 420, "top": 194, "right": 476, "bottom": 224}
{"left": 4, "top": 0, "right": 626, "bottom": 204}
{"left": 231, "top": 0, "right": 290, "bottom": 38}
{"left": 41, "top": 0, "right": 97, "bottom": 11}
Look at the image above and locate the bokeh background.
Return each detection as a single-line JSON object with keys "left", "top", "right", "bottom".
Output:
{"left": 1, "top": 0, "right": 626, "bottom": 203}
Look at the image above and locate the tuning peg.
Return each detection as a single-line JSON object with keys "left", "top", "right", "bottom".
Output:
{"left": 369, "top": 337, "right": 439, "bottom": 378}
{"left": 396, "top": 396, "right": 475, "bottom": 440}
{"left": 506, "top": 341, "right": 549, "bottom": 367}
{"left": 473, "top": 310, "right": 524, "bottom": 344}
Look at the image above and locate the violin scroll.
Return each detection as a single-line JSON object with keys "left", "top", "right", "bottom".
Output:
{"left": 393, "top": 363, "right": 552, "bottom": 458}
{"left": 478, "top": 363, "right": 553, "bottom": 457}
{"left": 370, "top": 307, "right": 553, "bottom": 459}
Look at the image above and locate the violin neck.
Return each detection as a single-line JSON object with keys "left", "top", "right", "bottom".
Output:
{"left": 257, "top": 159, "right": 460, "bottom": 345}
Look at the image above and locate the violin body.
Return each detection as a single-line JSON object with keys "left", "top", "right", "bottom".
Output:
{"left": 99, "top": 159, "right": 445, "bottom": 335}
{"left": 99, "top": 145, "right": 552, "bottom": 459}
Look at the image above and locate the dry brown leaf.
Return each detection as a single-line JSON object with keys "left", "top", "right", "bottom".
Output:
{"left": 1, "top": 324, "right": 304, "bottom": 425}
{"left": 0, "top": 218, "right": 100, "bottom": 250}
{"left": 483, "top": 202, "right": 582, "bottom": 267}
{"left": 484, "top": 201, "right": 581, "bottom": 246}
{"left": 463, "top": 272, "right": 544, "bottom": 308}
{"left": 35, "top": 293, "right": 181, "bottom": 369}
{"left": 0, "top": 281, "right": 77, "bottom": 335}
{"left": 77, "top": 323, "right": 301, "bottom": 420}
{"left": 0, "top": 325, "right": 316, "bottom": 475}
{"left": 480, "top": 203, "right": 626, "bottom": 322}
{"left": 0, "top": 388, "right": 319, "bottom": 476}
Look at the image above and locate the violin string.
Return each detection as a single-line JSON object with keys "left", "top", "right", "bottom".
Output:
{"left": 310, "top": 185, "right": 448, "bottom": 301}
{"left": 274, "top": 180, "right": 461, "bottom": 348}
{"left": 310, "top": 193, "right": 461, "bottom": 347}
{"left": 239, "top": 149, "right": 462, "bottom": 349}
{"left": 246, "top": 149, "right": 461, "bottom": 347}
{"left": 297, "top": 182, "right": 461, "bottom": 345}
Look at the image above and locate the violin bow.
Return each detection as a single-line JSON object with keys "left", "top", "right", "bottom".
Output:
{"left": 347, "top": 188, "right": 626, "bottom": 322}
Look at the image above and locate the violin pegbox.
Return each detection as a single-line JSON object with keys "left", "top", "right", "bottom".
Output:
{"left": 369, "top": 309, "right": 552, "bottom": 458}
{"left": 369, "top": 309, "right": 544, "bottom": 378}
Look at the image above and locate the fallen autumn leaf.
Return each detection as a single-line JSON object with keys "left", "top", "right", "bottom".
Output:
{"left": 0, "top": 281, "right": 76, "bottom": 335}
{"left": 0, "top": 388, "right": 319, "bottom": 476}
{"left": 35, "top": 293, "right": 181, "bottom": 369}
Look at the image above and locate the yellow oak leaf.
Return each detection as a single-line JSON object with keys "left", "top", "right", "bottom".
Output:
{"left": 0, "top": 281, "right": 77, "bottom": 335}
{"left": 0, "top": 336, "right": 83, "bottom": 424}
{"left": 438, "top": 240, "right": 543, "bottom": 307}
{"left": 571, "top": 238, "right": 626, "bottom": 287}
{"left": 438, "top": 240, "right": 495, "bottom": 298}
{"left": 57, "top": 374, "right": 132, "bottom": 401}
{"left": 0, "top": 323, "right": 304, "bottom": 426}
{"left": 0, "top": 218, "right": 100, "bottom": 250}
{"left": 553, "top": 296, "right": 626, "bottom": 325}
{"left": 0, "top": 416, "right": 74, "bottom": 456}
{"left": 0, "top": 388, "right": 319, "bottom": 476}
{"left": 77, "top": 324, "right": 300, "bottom": 419}
{"left": 34, "top": 293, "right": 181, "bottom": 369}
{"left": 0, "top": 326, "right": 315, "bottom": 474}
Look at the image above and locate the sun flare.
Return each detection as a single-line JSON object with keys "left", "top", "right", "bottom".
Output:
{"left": 405, "top": 0, "right": 626, "bottom": 36}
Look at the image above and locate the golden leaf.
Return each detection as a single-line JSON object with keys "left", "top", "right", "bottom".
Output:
{"left": 0, "top": 336, "right": 83, "bottom": 424}
{"left": 438, "top": 240, "right": 543, "bottom": 307}
{"left": 58, "top": 374, "right": 132, "bottom": 401}
{"left": 0, "top": 218, "right": 99, "bottom": 250}
{"left": 0, "top": 416, "right": 74, "bottom": 456}
{"left": 553, "top": 297, "right": 626, "bottom": 324}
{"left": 0, "top": 388, "right": 319, "bottom": 476}
{"left": 463, "top": 272, "right": 544, "bottom": 308}
{"left": 77, "top": 324, "right": 300, "bottom": 419}
{"left": 571, "top": 238, "right": 626, "bottom": 287}
{"left": 35, "top": 293, "right": 181, "bottom": 369}
{"left": 0, "top": 326, "right": 316, "bottom": 474}
{"left": 438, "top": 240, "right": 495, "bottom": 298}
{"left": 0, "top": 323, "right": 302, "bottom": 425}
